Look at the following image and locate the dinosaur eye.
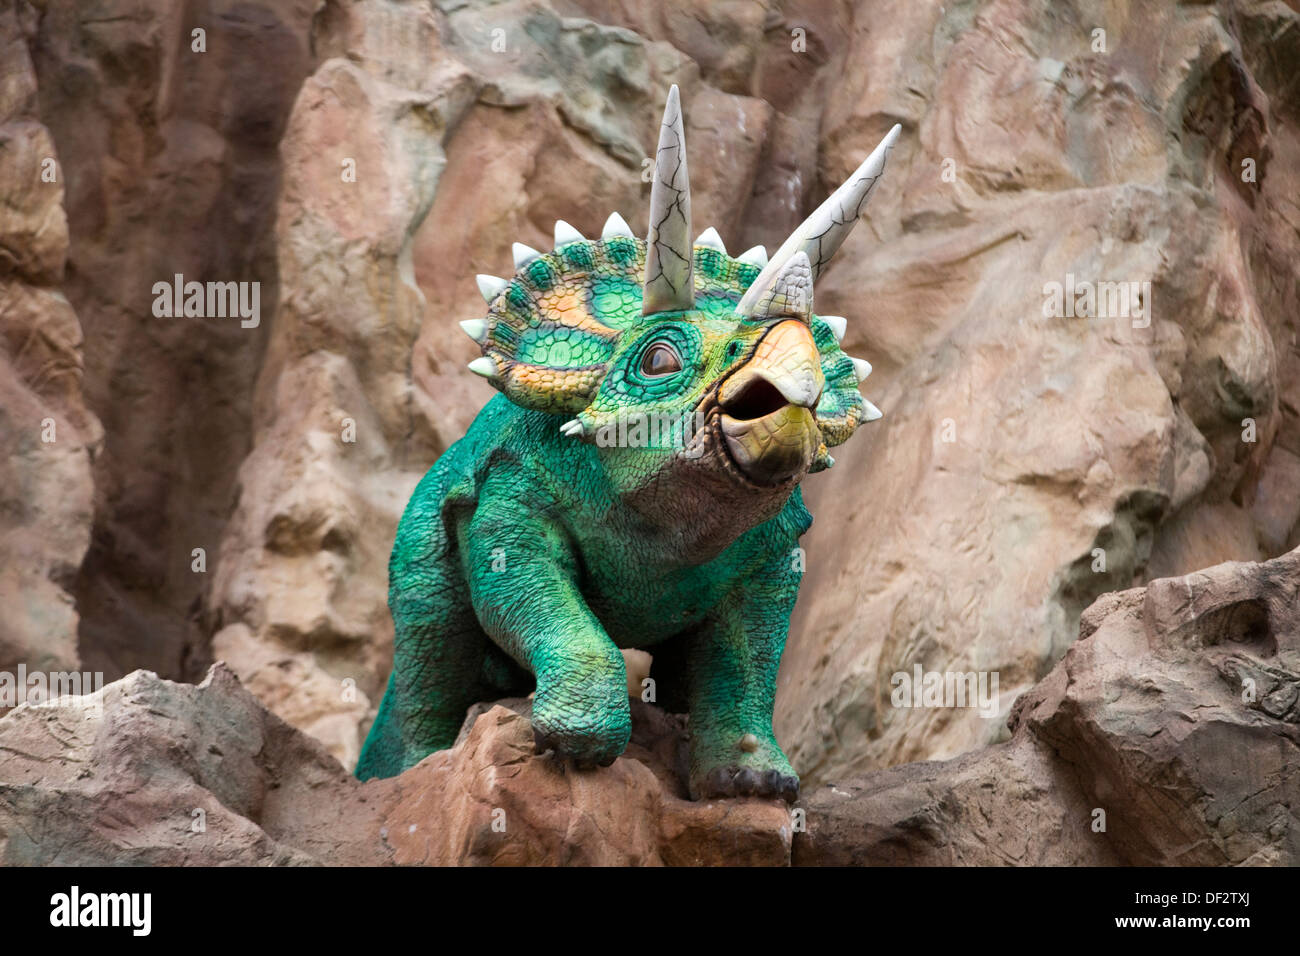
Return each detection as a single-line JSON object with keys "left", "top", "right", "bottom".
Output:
{"left": 640, "top": 342, "right": 682, "bottom": 376}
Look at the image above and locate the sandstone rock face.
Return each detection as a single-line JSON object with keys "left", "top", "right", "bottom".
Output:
{"left": 1019, "top": 549, "right": 1300, "bottom": 866}
{"left": 795, "top": 547, "right": 1300, "bottom": 866}
{"left": 208, "top": 1, "right": 479, "bottom": 768}
{"left": 384, "top": 699, "right": 791, "bottom": 866}
{"left": 774, "top": 0, "right": 1300, "bottom": 785}
{"left": 0, "top": 0, "right": 100, "bottom": 678}
{"left": 25, "top": 0, "right": 318, "bottom": 682}
{"left": 0, "top": 665, "right": 790, "bottom": 866}
{"left": 793, "top": 735, "right": 1122, "bottom": 866}
{"left": 0, "top": 664, "right": 389, "bottom": 865}
{"left": 5, "top": 0, "right": 1300, "bottom": 812}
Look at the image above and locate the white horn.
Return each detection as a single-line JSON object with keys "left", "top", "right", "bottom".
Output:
{"left": 642, "top": 85, "right": 695, "bottom": 315}
{"left": 738, "top": 124, "right": 900, "bottom": 317}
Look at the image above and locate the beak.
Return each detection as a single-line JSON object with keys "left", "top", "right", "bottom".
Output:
{"left": 717, "top": 320, "right": 823, "bottom": 484}
{"left": 718, "top": 320, "right": 824, "bottom": 411}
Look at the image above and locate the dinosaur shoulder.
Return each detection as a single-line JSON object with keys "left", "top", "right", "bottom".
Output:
{"left": 432, "top": 394, "right": 599, "bottom": 523}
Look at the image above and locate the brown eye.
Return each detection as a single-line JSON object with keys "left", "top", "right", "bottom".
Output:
{"left": 641, "top": 342, "right": 682, "bottom": 376}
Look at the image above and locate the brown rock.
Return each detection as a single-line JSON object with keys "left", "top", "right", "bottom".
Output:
{"left": 795, "top": 547, "right": 1300, "bottom": 866}
{"left": 0, "top": 119, "right": 66, "bottom": 284}
{"left": 6, "top": 0, "right": 1300, "bottom": 825}
{"left": 382, "top": 699, "right": 790, "bottom": 866}
{"left": 0, "top": 0, "right": 100, "bottom": 681}
{"left": 0, "top": 666, "right": 790, "bottom": 866}
{"left": 27, "top": 0, "right": 317, "bottom": 682}
{"left": 1020, "top": 548, "right": 1300, "bottom": 865}
{"left": 208, "top": 2, "right": 478, "bottom": 765}
{"left": 793, "top": 735, "right": 1120, "bottom": 866}
{"left": 775, "top": 0, "right": 1300, "bottom": 784}
{"left": 4, "top": 547, "right": 1294, "bottom": 866}
{"left": 0, "top": 664, "right": 390, "bottom": 865}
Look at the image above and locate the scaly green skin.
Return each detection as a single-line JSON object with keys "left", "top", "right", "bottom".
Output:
{"left": 356, "top": 237, "right": 869, "bottom": 801}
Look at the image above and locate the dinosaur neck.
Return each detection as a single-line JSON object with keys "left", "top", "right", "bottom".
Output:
{"left": 615, "top": 455, "right": 798, "bottom": 566}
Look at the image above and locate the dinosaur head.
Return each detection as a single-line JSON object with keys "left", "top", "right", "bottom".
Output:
{"left": 461, "top": 86, "right": 898, "bottom": 536}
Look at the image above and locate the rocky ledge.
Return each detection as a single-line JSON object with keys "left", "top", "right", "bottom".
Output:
{"left": 1, "top": 548, "right": 1296, "bottom": 866}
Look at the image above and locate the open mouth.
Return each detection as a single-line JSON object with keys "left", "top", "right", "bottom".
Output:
{"left": 716, "top": 379, "right": 820, "bottom": 486}
{"left": 719, "top": 376, "right": 791, "bottom": 421}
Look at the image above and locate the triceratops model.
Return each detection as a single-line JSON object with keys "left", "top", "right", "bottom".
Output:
{"left": 356, "top": 87, "right": 899, "bottom": 802}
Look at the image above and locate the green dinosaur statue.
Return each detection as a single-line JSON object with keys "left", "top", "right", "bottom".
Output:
{"left": 356, "top": 86, "right": 899, "bottom": 801}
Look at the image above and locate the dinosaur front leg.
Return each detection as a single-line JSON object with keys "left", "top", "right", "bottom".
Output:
{"left": 682, "top": 577, "right": 801, "bottom": 803}
{"left": 458, "top": 495, "right": 631, "bottom": 768}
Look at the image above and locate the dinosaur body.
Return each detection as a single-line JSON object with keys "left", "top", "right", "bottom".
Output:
{"left": 356, "top": 88, "right": 899, "bottom": 801}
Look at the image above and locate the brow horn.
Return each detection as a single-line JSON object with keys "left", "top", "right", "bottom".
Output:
{"left": 737, "top": 124, "right": 901, "bottom": 319}
{"left": 642, "top": 85, "right": 695, "bottom": 315}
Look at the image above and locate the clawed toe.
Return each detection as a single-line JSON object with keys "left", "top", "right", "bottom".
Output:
{"left": 533, "top": 726, "right": 552, "bottom": 756}
{"left": 532, "top": 726, "right": 621, "bottom": 769}
{"left": 699, "top": 765, "right": 798, "bottom": 803}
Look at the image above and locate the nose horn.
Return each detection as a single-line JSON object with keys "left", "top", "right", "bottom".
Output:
{"left": 739, "top": 251, "right": 813, "bottom": 324}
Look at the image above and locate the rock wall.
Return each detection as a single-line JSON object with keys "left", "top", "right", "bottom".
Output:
{"left": 0, "top": 664, "right": 792, "bottom": 865}
{"left": 2, "top": 0, "right": 1298, "bottom": 792}
{"left": 26, "top": 0, "right": 318, "bottom": 682}
{"left": 776, "top": 0, "right": 1300, "bottom": 786}
{"left": 0, "top": 0, "right": 101, "bottom": 678}
{"left": 796, "top": 545, "right": 1300, "bottom": 866}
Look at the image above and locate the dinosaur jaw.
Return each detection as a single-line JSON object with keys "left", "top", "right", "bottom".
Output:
{"left": 719, "top": 405, "right": 819, "bottom": 486}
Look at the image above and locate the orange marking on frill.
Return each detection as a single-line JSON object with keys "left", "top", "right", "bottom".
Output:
{"left": 540, "top": 289, "right": 616, "bottom": 336}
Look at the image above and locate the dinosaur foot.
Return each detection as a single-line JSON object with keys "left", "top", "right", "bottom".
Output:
{"left": 696, "top": 765, "right": 799, "bottom": 803}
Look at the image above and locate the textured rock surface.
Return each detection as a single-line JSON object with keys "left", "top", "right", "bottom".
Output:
{"left": 775, "top": 0, "right": 1300, "bottom": 785}
{"left": 0, "top": 0, "right": 100, "bottom": 678}
{"left": 793, "top": 735, "right": 1122, "bottom": 866}
{"left": 0, "top": 664, "right": 390, "bottom": 865}
{"left": 27, "top": 0, "right": 317, "bottom": 682}
{"left": 0, "top": 665, "right": 790, "bottom": 866}
{"left": 207, "top": 0, "right": 477, "bottom": 768}
{"left": 4, "top": 0, "right": 1300, "bottom": 807}
{"left": 795, "top": 547, "right": 1300, "bottom": 866}
{"left": 384, "top": 699, "right": 792, "bottom": 865}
